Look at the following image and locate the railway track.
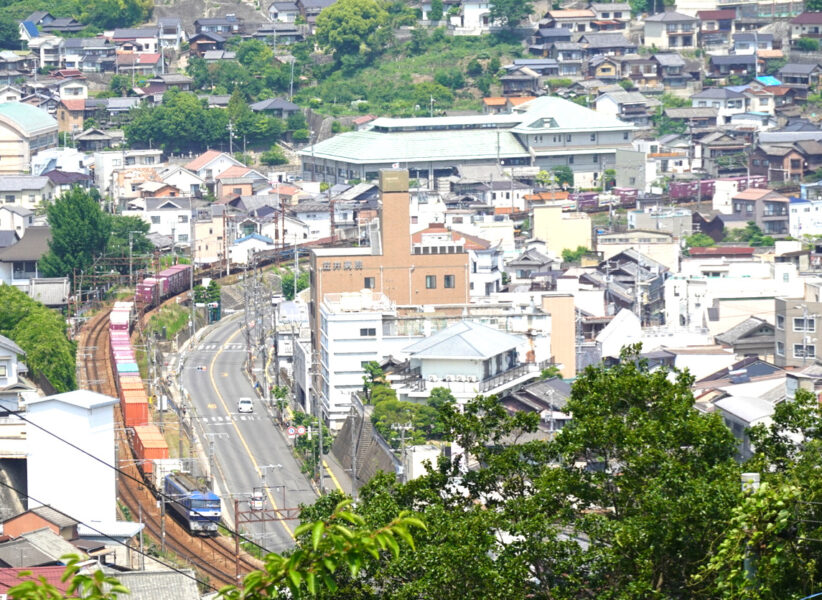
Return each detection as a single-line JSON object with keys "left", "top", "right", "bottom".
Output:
{"left": 77, "top": 308, "right": 264, "bottom": 589}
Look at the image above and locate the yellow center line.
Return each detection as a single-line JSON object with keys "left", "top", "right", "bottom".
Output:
{"left": 323, "top": 460, "right": 344, "bottom": 493}
{"left": 208, "top": 325, "right": 294, "bottom": 539}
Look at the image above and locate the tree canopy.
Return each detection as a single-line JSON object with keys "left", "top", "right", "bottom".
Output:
{"left": 489, "top": 0, "right": 534, "bottom": 27}
{"left": 0, "top": 284, "right": 76, "bottom": 392}
{"left": 315, "top": 0, "right": 390, "bottom": 67}
{"left": 39, "top": 188, "right": 111, "bottom": 283}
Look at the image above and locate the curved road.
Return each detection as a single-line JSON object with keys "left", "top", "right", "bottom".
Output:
{"left": 182, "top": 316, "right": 317, "bottom": 553}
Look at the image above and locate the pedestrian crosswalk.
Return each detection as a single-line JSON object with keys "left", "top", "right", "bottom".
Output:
{"left": 207, "top": 414, "right": 264, "bottom": 424}
{"left": 196, "top": 343, "right": 246, "bottom": 352}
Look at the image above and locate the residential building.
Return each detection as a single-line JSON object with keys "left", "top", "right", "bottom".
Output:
{"left": 26, "top": 391, "right": 118, "bottom": 525}
{"left": 500, "top": 67, "right": 540, "bottom": 96}
{"left": 269, "top": 1, "right": 300, "bottom": 22}
{"left": 778, "top": 62, "right": 822, "bottom": 87}
{"left": 589, "top": 2, "right": 631, "bottom": 26}
{"left": 726, "top": 187, "right": 789, "bottom": 237}
{"left": 775, "top": 281, "right": 822, "bottom": 368}
{"left": 788, "top": 196, "right": 822, "bottom": 237}
{"left": 0, "top": 176, "right": 54, "bottom": 210}
{"left": 249, "top": 97, "right": 300, "bottom": 118}
{"left": 715, "top": 395, "right": 774, "bottom": 460}
{"left": 697, "top": 131, "right": 749, "bottom": 177}
{"left": 595, "top": 90, "right": 658, "bottom": 128}
{"left": 0, "top": 225, "right": 70, "bottom": 307}
{"left": 751, "top": 144, "right": 807, "bottom": 183}
{"left": 126, "top": 197, "right": 193, "bottom": 245}
{"left": 63, "top": 38, "right": 115, "bottom": 73}
{"left": 157, "top": 17, "right": 186, "bottom": 49}
{"left": 708, "top": 54, "right": 756, "bottom": 79}
{"left": 578, "top": 31, "right": 637, "bottom": 55}
{"left": 27, "top": 36, "right": 65, "bottom": 69}
{"left": 691, "top": 87, "right": 747, "bottom": 124}
{"left": 597, "top": 229, "right": 679, "bottom": 270}
{"left": 193, "top": 16, "right": 242, "bottom": 35}
{"left": 93, "top": 149, "right": 162, "bottom": 194}
{"left": 644, "top": 11, "right": 698, "bottom": 50}
{"left": 697, "top": 9, "right": 736, "bottom": 49}
{"left": 533, "top": 205, "right": 592, "bottom": 256}
{"left": 110, "top": 28, "right": 159, "bottom": 53}
{"left": 299, "top": 96, "right": 636, "bottom": 189}
{"left": 184, "top": 150, "right": 244, "bottom": 185}
{"left": 715, "top": 316, "right": 776, "bottom": 358}
{"left": 0, "top": 103, "right": 58, "bottom": 175}
{"left": 544, "top": 9, "right": 595, "bottom": 32}
{"left": 733, "top": 32, "right": 773, "bottom": 54}
{"left": 188, "top": 32, "right": 226, "bottom": 57}
{"left": 790, "top": 11, "right": 822, "bottom": 41}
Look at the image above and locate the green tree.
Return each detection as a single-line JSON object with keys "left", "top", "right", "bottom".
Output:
{"left": 105, "top": 215, "right": 152, "bottom": 276}
{"left": 109, "top": 74, "right": 131, "bottom": 97}
{"left": 561, "top": 245, "right": 589, "bottom": 263}
{"left": 554, "top": 346, "right": 741, "bottom": 597}
{"left": 428, "top": 0, "right": 443, "bottom": 21}
{"left": 726, "top": 221, "right": 776, "bottom": 247}
{"left": 796, "top": 37, "right": 820, "bottom": 52}
{"left": 0, "top": 16, "right": 20, "bottom": 49}
{"left": 685, "top": 232, "right": 716, "bottom": 248}
{"left": 206, "top": 280, "right": 221, "bottom": 303}
{"left": 0, "top": 285, "right": 76, "bottom": 392}
{"left": 551, "top": 165, "right": 574, "bottom": 188}
{"left": 193, "top": 284, "right": 207, "bottom": 304}
{"left": 39, "top": 188, "right": 111, "bottom": 282}
{"left": 260, "top": 145, "right": 288, "bottom": 166}
{"left": 280, "top": 268, "right": 309, "bottom": 301}
{"left": 287, "top": 110, "right": 307, "bottom": 131}
{"left": 466, "top": 58, "right": 483, "bottom": 77}
{"left": 315, "top": 0, "right": 389, "bottom": 62}
{"left": 489, "top": 0, "right": 534, "bottom": 27}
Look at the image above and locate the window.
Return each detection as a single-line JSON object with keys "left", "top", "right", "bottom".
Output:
{"left": 425, "top": 275, "right": 436, "bottom": 289}
{"left": 623, "top": 131, "right": 629, "bottom": 140}
{"left": 794, "top": 344, "right": 816, "bottom": 359}
{"left": 568, "top": 156, "right": 574, "bottom": 164}
{"left": 151, "top": 216, "right": 160, "bottom": 224}
{"left": 566, "top": 134, "right": 572, "bottom": 142}
{"left": 364, "top": 276, "right": 375, "bottom": 289}
{"left": 177, "top": 234, "right": 188, "bottom": 242}
{"left": 4, "top": 195, "right": 14, "bottom": 203}
{"left": 590, "top": 133, "right": 597, "bottom": 142}
{"left": 794, "top": 317, "right": 815, "bottom": 332}
{"left": 444, "top": 274, "right": 455, "bottom": 288}
{"left": 0, "top": 364, "right": 6, "bottom": 377}
{"left": 593, "top": 154, "right": 599, "bottom": 163}
{"left": 359, "top": 328, "right": 376, "bottom": 337}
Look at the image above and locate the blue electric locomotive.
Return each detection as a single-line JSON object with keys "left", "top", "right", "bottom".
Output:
{"left": 163, "top": 472, "right": 221, "bottom": 535}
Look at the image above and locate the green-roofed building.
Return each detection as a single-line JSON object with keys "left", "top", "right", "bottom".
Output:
{"left": 298, "top": 96, "right": 636, "bottom": 189}
{"left": 0, "top": 102, "right": 58, "bottom": 175}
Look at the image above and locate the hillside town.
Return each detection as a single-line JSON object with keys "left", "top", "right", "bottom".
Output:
{"left": 3, "top": 0, "right": 822, "bottom": 597}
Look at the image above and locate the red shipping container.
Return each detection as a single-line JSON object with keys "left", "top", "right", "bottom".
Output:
{"left": 122, "top": 395, "right": 150, "bottom": 428}
{"left": 132, "top": 425, "right": 168, "bottom": 474}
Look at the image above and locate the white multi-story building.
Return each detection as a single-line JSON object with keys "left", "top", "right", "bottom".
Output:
{"left": 664, "top": 260, "right": 802, "bottom": 334}
{"left": 318, "top": 291, "right": 416, "bottom": 428}
{"left": 789, "top": 196, "right": 822, "bottom": 238}
{"left": 93, "top": 149, "right": 163, "bottom": 195}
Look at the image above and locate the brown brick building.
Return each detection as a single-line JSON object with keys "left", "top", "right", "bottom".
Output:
{"left": 309, "top": 170, "right": 470, "bottom": 345}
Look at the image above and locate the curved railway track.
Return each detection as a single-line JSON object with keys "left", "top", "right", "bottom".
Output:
{"left": 78, "top": 308, "right": 264, "bottom": 589}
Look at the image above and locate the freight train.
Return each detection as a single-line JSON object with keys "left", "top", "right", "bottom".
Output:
{"left": 136, "top": 264, "right": 192, "bottom": 309}
{"left": 108, "top": 302, "right": 169, "bottom": 475}
{"left": 163, "top": 472, "right": 221, "bottom": 535}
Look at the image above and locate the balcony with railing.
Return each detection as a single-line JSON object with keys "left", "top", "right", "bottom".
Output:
{"left": 394, "top": 359, "right": 553, "bottom": 397}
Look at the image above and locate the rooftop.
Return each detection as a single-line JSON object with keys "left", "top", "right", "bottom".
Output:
{"left": 0, "top": 103, "right": 56, "bottom": 136}
{"left": 403, "top": 320, "right": 524, "bottom": 360}
{"left": 27, "top": 389, "right": 118, "bottom": 410}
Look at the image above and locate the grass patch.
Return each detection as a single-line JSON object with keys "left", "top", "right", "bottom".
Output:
{"left": 147, "top": 304, "right": 190, "bottom": 340}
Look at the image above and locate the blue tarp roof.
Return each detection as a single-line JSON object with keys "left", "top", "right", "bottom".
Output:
{"left": 756, "top": 75, "right": 781, "bottom": 86}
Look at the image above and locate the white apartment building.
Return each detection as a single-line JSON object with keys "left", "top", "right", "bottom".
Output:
{"left": 665, "top": 260, "right": 801, "bottom": 335}
{"left": 93, "top": 149, "right": 163, "bottom": 194}
{"left": 789, "top": 197, "right": 822, "bottom": 238}
{"left": 124, "top": 197, "right": 192, "bottom": 246}
{"left": 318, "top": 291, "right": 417, "bottom": 428}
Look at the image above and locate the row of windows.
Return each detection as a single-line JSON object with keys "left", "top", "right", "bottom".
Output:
{"left": 776, "top": 315, "right": 815, "bottom": 332}
{"left": 362, "top": 275, "right": 456, "bottom": 289}
{"left": 776, "top": 341, "right": 816, "bottom": 359}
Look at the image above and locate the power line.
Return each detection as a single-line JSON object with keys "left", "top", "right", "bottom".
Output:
{"left": 0, "top": 477, "right": 218, "bottom": 593}
{"left": 0, "top": 408, "right": 269, "bottom": 555}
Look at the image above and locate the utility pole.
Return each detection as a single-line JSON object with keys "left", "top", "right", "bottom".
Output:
{"left": 392, "top": 422, "right": 413, "bottom": 483}
{"left": 310, "top": 347, "right": 324, "bottom": 495}
{"left": 228, "top": 120, "right": 234, "bottom": 154}
{"left": 293, "top": 235, "right": 298, "bottom": 299}
{"left": 190, "top": 211, "right": 196, "bottom": 344}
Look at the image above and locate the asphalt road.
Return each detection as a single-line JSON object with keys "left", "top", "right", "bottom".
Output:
{"left": 182, "top": 316, "right": 317, "bottom": 553}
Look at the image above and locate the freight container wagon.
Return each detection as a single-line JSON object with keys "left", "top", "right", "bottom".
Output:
{"left": 109, "top": 312, "right": 131, "bottom": 332}
{"left": 158, "top": 264, "right": 191, "bottom": 298}
{"left": 136, "top": 278, "right": 160, "bottom": 306}
{"left": 116, "top": 362, "right": 139, "bottom": 375}
{"left": 132, "top": 425, "right": 169, "bottom": 475}
{"left": 122, "top": 393, "right": 150, "bottom": 428}
{"left": 612, "top": 187, "right": 638, "bottom": 208}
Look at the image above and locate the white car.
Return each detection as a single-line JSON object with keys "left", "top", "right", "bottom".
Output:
{"left": 237, "top": 398, "right": 254, "bottom": 413}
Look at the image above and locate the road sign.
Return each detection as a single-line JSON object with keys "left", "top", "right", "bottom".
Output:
{"left": 287, "top": 426, "right": 296, "bottom": 436}
{"left": 296, "top": 426, "right": 306, "bottom": 436}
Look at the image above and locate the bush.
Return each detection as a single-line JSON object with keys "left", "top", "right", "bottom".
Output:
{"left": 292, "top": 129, "right": 310, "bottom": 142}
{"left": 260, "top": 145, "right": 288, "bottom": 166}
{"left": 466, "top": 58, "right": 483, "bottom": 77}
{"left": 546, "top": 78, "right": 573, "bottom": 90}
{"left": 796, "top": 37, "right": 820, "bottom": 52}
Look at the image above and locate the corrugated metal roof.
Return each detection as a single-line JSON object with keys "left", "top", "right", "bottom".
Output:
{"left": 403, "top": 320, "right": 523, "bottom": 359}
